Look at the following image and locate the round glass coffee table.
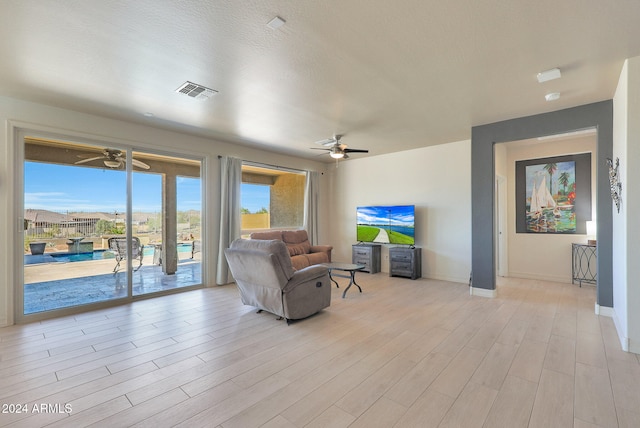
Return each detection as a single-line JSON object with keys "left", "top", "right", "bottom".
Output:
{"left": 322, "top": 262, "right": 365, "bottom": 298}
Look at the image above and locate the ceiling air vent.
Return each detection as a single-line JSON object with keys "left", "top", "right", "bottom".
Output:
{"left": 175, "top": 81, "right": 218, "bottom": 100}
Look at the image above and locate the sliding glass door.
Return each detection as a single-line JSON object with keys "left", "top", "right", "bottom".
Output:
{"left": 21, "top": 137, "right": 203, "bottom": 320}
{"left": 131, "top": 151, "right": 202, "bottom": 296}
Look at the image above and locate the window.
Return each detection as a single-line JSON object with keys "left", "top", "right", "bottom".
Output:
{"left": 241, "top": 164, "right": 305, "bottom": 236}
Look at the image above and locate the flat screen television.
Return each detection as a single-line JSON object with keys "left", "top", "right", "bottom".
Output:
{"left": 356, "top": 205, "right": 415, "bottom": 245}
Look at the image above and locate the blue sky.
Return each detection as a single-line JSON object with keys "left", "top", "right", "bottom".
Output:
{"left": 241, "top": 183, "right": 270, "bottom": 213}
{"left": 25, "top": 162, "right": 201, "bottom": 213}
{"left": 356, "top": 205, "right": 415, "bottom": 226}
{"left": 25, "top": 162, "right": 270, "bottom": 213}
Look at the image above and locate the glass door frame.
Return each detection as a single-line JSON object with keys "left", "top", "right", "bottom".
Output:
{"left": 14, "top": 127, "right": 206, "bottom": 324}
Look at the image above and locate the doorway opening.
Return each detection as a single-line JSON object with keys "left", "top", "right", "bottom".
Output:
{"left": 493, "top": 129, "right": 597, "bottom": 287}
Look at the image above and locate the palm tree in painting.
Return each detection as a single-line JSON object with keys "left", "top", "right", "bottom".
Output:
{"left": 558, "top": 172, "right": 570, "bottom": 195}
{"left": 544, "top": 163, "right": 558, "bottom": 195}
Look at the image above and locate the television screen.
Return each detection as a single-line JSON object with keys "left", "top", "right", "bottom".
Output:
{"left": 356, "top": 205, "right": 415, "bottom": 245}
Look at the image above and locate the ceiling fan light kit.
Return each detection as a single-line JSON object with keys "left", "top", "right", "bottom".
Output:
{"left": 311, "top": 134, "right": 368, "bottom": 161}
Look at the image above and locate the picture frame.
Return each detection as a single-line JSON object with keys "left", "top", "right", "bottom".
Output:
{"left": 515, "top": 153, "right": 592, "bottom": 234}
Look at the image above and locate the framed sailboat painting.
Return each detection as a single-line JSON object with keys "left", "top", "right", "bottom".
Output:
{"left": 515, "top": 153, "right": 592, "bottom": 234}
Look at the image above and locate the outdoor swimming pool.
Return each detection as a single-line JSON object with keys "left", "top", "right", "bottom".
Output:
{"left": 25, "top": 243, "right": 195, "bottom": 265}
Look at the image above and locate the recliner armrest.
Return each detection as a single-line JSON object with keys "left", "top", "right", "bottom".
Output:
{"left": 284, "top": 265, "right": 329, "bottom": 292}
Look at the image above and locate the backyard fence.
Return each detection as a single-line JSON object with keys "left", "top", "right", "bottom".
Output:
{"left": 23, "top": 208, "right": 202, "bottom": 242}
{"left": 23, "top": 209, "right": 160, "bottom": 240}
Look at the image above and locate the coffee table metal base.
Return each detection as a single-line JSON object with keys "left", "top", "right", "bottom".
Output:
{"left": 323, "top": 263, "right": 365, "bottom": 298}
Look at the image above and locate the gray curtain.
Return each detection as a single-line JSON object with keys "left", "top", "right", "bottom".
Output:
{"left": 303, "top": 170, "right": 320, "bottom": 245}
{"left": 216, "top": 156, "right": 242, "bottom": 285}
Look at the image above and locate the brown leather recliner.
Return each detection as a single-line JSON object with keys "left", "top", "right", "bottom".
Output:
{"left": 249, "top": 229, "right": 332, "bottom": 270}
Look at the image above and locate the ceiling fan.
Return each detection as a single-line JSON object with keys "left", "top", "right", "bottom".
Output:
{"left": 311, "top": 134, "right": 369, "bottom": 159}
{"left": 75, "top": 148, "right": 150, "bottom": 170}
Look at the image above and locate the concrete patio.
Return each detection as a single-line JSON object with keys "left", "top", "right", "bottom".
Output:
{"left": 23, "top": 253, "right": 202, "bottom": 315}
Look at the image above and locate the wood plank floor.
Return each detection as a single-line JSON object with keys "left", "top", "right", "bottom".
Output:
{"left": 1, "top": 274, "right": 640, "bottom": 427}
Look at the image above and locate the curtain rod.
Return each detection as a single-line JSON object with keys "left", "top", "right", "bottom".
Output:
{"left": 217, "top": 155, "right": 322, "bottom": 174}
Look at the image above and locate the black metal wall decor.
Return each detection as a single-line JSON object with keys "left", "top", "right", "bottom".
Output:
{"left": 606, "top": 157, "right": 622, "bottom": 213}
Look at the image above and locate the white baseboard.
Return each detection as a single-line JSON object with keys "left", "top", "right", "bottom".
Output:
{"left": 610, "top": 307, "right": 630, "bottom": 352}
{"left": 507, "top": 271, "right": 571, "bottom": 284}
{"left": 424, "top": 274, "right": 470, "bottom": 284}
{"left": 597, "top": 304, "right": 635, "bottom": 353}
{"left": 595, "top": 303, "right": 615, "bottom": 317}
{"left": 470, "top": 286, "right": 497, "bottom": 298}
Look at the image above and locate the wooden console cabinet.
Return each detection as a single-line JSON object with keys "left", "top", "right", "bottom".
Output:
{"left": 352, "top": 244, "right": 381, "bottom": 273}
{"left": 389, "top": 246, "right": 422, "bottom": 279}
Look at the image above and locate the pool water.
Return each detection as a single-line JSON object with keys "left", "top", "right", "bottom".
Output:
{"left": 50, "top": 249, "right": 111, "bottom": 263}
{"left": 27, "top": 243, "right": 195, "bottom": 264}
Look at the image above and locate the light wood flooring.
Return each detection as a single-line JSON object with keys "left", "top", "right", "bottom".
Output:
{"left": 1, "top": 274, "right": 640, "bottom": 427}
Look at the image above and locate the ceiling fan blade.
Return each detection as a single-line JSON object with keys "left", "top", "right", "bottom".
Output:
{"left": 310, "top": 147, "right": 332, "bottom": 151}
{"left": 75, "top": 155, "right": 106, "bottom": 164}
{"left": 343, "top": 148, "right": 369, "bottom": 153}
{"left": 314, "top": 138, "right": 337, "bottom": 147}
{"left": 131, "top": 158, "right": 151, "bottom": 169}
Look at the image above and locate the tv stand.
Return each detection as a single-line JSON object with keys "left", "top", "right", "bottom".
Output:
{"left": 352, "top": 244, "right": 381, "bottom": 273}
{"left": 389, "top": 246, "right": 422, "bottom": 279}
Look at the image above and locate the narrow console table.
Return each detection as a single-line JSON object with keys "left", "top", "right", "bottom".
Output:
{"left": 389, "top": 246, "right": 422, "bottom": 279}
{"left": 352, "top": 244, "right": 381, "bottom": 273}
{"left": 571, "top": 243, "right": 597, "bottom": 287}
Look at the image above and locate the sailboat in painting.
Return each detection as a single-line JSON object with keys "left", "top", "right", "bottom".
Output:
{"left": 529, "top": 174, "right": 556, "bottom": 213}
{"left": 527, "top": 173, "right": 559, "bottom": 231}
{"left": 522, "top": 159, "right": 577, "bottom": 234}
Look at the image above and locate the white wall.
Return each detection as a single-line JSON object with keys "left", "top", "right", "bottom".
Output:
{"left": 327, "top": 140, "right": 471, "bottom": 283}
{"left": 612, "top": 59, "right": 629, "bottom": 348}
{"left": 626, "top": 57, "right": 640, "bottom": 354}
{"left": 502, "top": 137, "right": 597, "bottom": 283}
{"left": 0, "top": 96, "right": 330, "bottom": 326}
{"left": 613, "top": 56, "right": 640, "bottom": 353}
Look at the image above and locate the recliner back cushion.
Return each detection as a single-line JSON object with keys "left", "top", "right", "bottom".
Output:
{"left": 228, "top": 239, "right": 295, "bottom": 280}
{"left": 250, "top": 230, "right": 283, "bottom": 241}
{"left": 282, "top": 230, "right": 311, "bottom": 256}
{"left": 287, "top": 242, "right": 311, "bottom": 256}
{"left": 282, "top": 230, "right": 309, "bottom": 244}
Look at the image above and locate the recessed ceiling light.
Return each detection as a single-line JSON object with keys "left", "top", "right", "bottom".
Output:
{"left": 143, "top": 112, "right": 154, "bottom": 117}
{"left": 267, "top": 16, "right": 286, "bottom": 30}
{"left": 537, "top": 68, "right": 561, "bottom": 83}
{"left": 545, "top": 92, "right": 560, "bottom": 101}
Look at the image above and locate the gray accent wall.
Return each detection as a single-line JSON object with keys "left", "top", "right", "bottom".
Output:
{"left": 471, "top": 101, "right": 613, "bottom": 307}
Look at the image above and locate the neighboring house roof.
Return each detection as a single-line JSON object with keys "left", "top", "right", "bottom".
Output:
{"left": 24, "top": 209, "right": 73, "bottom": 224}
{"left": 25, "top": 209, "right": 160, "bottom": 224}
{"left": 69, "top": 212, "right": 114, "bottom": 221}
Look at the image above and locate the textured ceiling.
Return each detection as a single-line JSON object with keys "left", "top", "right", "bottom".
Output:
{"left": 1, "top": 1, "right": 640, "bottom": 162}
